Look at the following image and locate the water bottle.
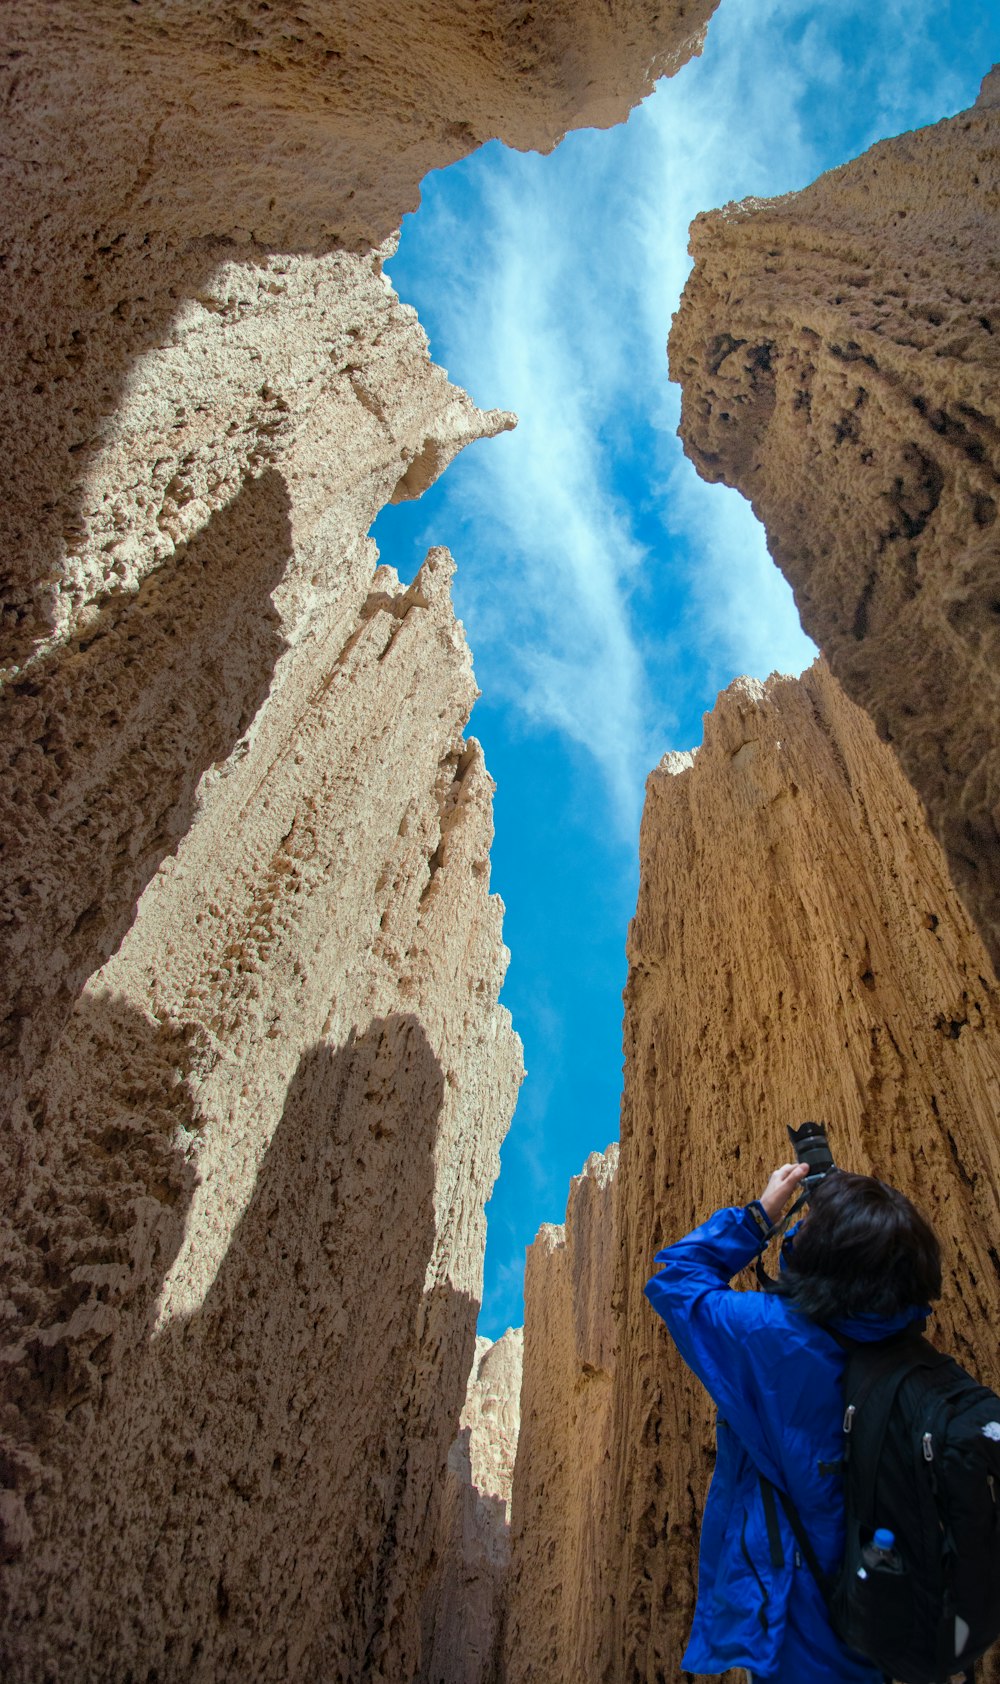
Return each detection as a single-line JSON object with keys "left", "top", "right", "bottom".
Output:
{"left": 857, "top": 1527, "right": 903, "bottom": 1578}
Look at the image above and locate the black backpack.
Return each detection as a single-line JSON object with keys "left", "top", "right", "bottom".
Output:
{"left": 762, "top": 1330, "right": 1000, "bottom": 1684}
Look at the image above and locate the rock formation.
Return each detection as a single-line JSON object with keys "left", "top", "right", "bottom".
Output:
{"left": 504, "top": 1145, "right": 619, "bottom": 1684}
{"left": 669, "top": 69, "right": 1000, "bottom": 977}
{"left": 1, "top": 0, "right": 718, "bottom": 671}
{"left": 611, "top": 660, "right": 1000, "bottom": 1683}
{"left": 1, "top": 528, "right": 524, "bottom": 1680}
{"left": 0, "top": 244, "right": 513, "bottom": 1130}
{"left": 0, "top": 239, "right": 527, "bottom": 1672}
{"left": 422, "top": 1327, "right": 524, "bottom": 1684}
{"left": 1, "top": 0, "right": 721, "bottom": 1112}
{"left": 466, "top": 661, "right": 1000, "bottom": 1684}
{"left": 1, "top": 5, "right": 723, "bottom": 1671}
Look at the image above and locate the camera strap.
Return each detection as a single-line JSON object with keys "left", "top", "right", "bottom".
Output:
{"left": 753, "top": 1188, "right": 810, "bottom": 1290}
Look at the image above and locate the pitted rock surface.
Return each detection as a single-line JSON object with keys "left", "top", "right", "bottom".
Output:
{"left": 0, "top": 543, "right": 524, "bottom": 1682}
{"left": 670, "top": 69, "right": 1000, "bottom": 974}
{"left": 422, "top": 1327, "right": 524, "bottom": 1684}
{"left": 611, "top": 662, "right": 1000, "bottom": 1683}
{"left": 504, "top": 1145, "right": 619, "bottom": 1684}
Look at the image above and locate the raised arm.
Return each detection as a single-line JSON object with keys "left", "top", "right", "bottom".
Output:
{"left": 644, "top": 1164, "right": 809, "bottom": 1473}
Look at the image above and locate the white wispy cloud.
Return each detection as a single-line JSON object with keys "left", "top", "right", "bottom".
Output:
{"left": 398, "top": 146, "right": 660, "bottom": 832}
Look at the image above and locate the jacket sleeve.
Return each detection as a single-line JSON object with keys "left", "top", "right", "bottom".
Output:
{"left": 644, "top": 1204, "right": 786, "bottom": 1483}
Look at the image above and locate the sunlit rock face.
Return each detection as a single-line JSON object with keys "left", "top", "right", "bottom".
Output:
{"left": 1, "top": 0, "right": 719, "bottom": 668}
{"left": 669, "top": 70, "right": 1000, "bottom": 977}
{"left": 421, "top": 1327, "right": 524, "bottom": 1684}
{"left": 1, "top": 2, "right": 724, "bottom": 1675}
{"left": 0, "top": 0, "right": 720, "bottom": 1103}
{"left": 610, "top": 661, "right": 1000, "bottom": 1682}
{"left": 1, "top": 532, "right": 524, "bottom": 1680}
{"left": 0, "top": 250, "right": 526, "bottom": 1680}
{"left": 0, "top": 242, "right": 514, "bottom": 1130}
{"left": 503, "top": 1145, "right": 619, "bottom": 1684}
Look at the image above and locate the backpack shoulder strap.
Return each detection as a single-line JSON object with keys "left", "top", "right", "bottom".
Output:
{"left": 840, "top": 1333, "right": 945, "bottom": 1529}
{"left": 758, "top": 1473, "right": 835, "bottom": 1606}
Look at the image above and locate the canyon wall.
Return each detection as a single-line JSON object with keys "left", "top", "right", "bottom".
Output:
{"left": 610, "top": 660, "right": 1000, "bottom": 1683}
{"left": 669, "top": 69, "right": 1000, "bottom": 977}
{"left": 1, "top": 531, "right": 524, "bottom": 1682}
{"left": 1, "top": 0, "right": 718, "bottom": 672}
{"left": 479, "top": 658, "right": 1000, "bottom": 1684}
{"left": 0, "top": 243, "right": 513, "bottom": 1131}
{"left": 504, "top": 1145, "right": 619, "bottom": 1684}
{"left": 2, "top": 0, "right": 720, "bottom": 1115}
{"left": 0, "top": 3, "right": 724, "bottom": 1676}
{"left": 422, "top": 1326, "right": 524, "bottom": 1684}
{"left": 0, "top": 241, "right": 528, "bottom": 1679}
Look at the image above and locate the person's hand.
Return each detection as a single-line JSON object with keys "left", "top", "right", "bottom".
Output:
{"left": 759, "top": 1162, "right": 810, "bottom": 1223}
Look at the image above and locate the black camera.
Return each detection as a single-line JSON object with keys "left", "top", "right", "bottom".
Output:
{"left": 787, "top": 1120, "right": 836, "bottom": 1190}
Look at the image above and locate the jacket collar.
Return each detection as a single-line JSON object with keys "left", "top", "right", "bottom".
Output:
{"left": 830, "top": 1302, "right": 931, "bottom": 1342}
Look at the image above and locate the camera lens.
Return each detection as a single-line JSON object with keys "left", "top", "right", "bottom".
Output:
{"left": 787, "top": 1121, "right": 836, "bottom": 1183}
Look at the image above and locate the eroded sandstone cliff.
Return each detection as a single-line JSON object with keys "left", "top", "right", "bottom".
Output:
{"left": 504, "top": 1145, "right": 619, "bottom": 1684}
{"left": 1, "top": 3, "right": 727, "bottom": 1675}
{"left": 1, "top": 536, "right": 524, "bottom": 1680}
{"left": 669, "top": 69, "right": 1000, "bottom": 976}
{"left": 0, "top": 242, "right": 512, "bottom": 1133}
{"left": 611, "top": 661, "right": 1000, "bottom": 1682}
{"left": 1, "top": 0, "right": 721, "bottom": 1116}
{"left": 1, "top": 0, "right": 718, "bottom": 670}
{"left": 422, "top": 1326, "right": 524, "bottom": 1684}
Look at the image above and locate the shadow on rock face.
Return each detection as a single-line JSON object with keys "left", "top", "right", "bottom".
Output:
{"left": 2, "top": 0, "right": 716, "bottom": 663}
{"left": 2, "top": 1005, "right": 478, "bottom": 1684}
{"left": 0, "top": 991, "right": 203, "bottom": 1566}
{"left": 0, "top": 467, "right": 293, "bottom": 1127}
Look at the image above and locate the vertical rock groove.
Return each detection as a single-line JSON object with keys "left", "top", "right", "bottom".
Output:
{"left": 670, "top": 69, "right": 1000, "bottom": 975}
{"left": 422, "top": 1327, "right": 524, "bottom": 1684}
{"left": 504, "top": 1146, "right": 619, "bottom": 1684}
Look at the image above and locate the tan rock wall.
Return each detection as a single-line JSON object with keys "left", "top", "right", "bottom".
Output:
{"left": 422, "top": 1327, "right": 524, "bottom": 1684}
{"left": 1, "top": 4, "right": 725, "bottom": 1676}
{"left": 0, "top": 242, "right": 512, "bottom": 1129}
{"left": 0, "top": 223, "right": 528, "bottom": 1683}
{"left": 610, "top": 661, "right": 1000, "bottom": 1682}
{"left": 669, "top": 70, "right": 1000, "bottom": 975}
{"left": 504, "top": 1145, "right": 619, "bottom": 1684}
{"left": 1, "top": 0, "right": 719, "bottom": 1112}
{"left": 1, "top": 536, "right": 523, "bottom": 1681}
{"left": 1, "top": 0, "right": 717, "bottom": 667}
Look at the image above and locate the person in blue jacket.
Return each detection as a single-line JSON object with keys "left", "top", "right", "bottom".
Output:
{"left": 645, "top": 1160, "right": 942, "bottom": 1684}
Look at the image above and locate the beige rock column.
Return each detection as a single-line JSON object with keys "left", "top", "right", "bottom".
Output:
{"left": 422, "top": 1327, "right": 524, "bottom": 1684}
{"left": 669, "top": 69, "right": 1000, "bottom": 974}
{"left": 610, "top": 661, "right": 1000, "bottom": 1683}
{"left": 0, "top": 3, "right": 734, "bottom": 1678}
{"left": 1, "top": 532, "right": 524, "bottom": 1680}
{"left": 0, "top": 243, "right": 513, "bottom": 1130}
{"left": 0, "top": 247, "right": 528, "bottom": 1677}
{"left": 504, "top": 1144, "right": 619, "bottom": 1684}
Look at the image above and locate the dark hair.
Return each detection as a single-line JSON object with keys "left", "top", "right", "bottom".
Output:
{"left": 774, "top": 1170, "right": 941, "bottom": 1322}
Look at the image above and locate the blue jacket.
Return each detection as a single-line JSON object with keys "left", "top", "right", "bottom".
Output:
{"left": 645, "top": 1204, "right": 921, "bottom": 1681}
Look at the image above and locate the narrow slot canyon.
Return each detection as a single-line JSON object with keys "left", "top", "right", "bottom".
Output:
{"left": 2, "top": 5, "right": 999, "bottom": 1682}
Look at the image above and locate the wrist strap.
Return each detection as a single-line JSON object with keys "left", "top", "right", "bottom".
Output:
{"left": 753, "top": 1187, "right": 809, "bottom": 1289}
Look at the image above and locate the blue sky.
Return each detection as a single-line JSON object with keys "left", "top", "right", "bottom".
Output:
{"left": 371, "top": 0, "right": 1000, "bottom": 1339}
